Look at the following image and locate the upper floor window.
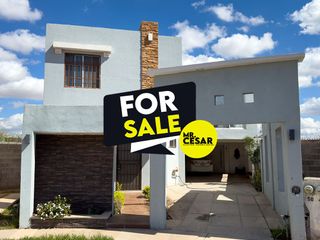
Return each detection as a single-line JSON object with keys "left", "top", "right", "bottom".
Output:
{"left": 214, "top": 95, "right": 224, "bottom": 105}
{"left": 65, "top": 53, "right": 100, "bottom": 88}
{"left": 243, "top": 93, "right": 254, "bottom": 103}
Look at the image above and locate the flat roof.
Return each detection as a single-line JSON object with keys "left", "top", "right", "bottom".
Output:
{"left": 148, "top": 53, "right": 305, "bottom": 77}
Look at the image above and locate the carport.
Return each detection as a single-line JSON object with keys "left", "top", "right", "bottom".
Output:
{"left": 148, "top": 54, "right": 306, "bottom": 240}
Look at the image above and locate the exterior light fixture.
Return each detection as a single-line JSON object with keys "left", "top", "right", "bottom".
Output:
{"left": 148, "top": 32, "right": 153, "bottom": 42}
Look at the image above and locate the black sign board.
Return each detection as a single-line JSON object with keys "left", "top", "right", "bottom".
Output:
{"left": 104, "top": 82, "right": 196, "bottom": 147}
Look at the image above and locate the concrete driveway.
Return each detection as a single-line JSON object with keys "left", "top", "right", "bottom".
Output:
{"left": 167, "top": 174, "right": 284, "bottom": 240}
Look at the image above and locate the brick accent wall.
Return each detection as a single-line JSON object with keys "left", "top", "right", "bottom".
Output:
{"left": 0, "top": 143, "right": 21, "bottom": 190}
{"left": 302, "top": 140, "right": 320, "bottom": 177}
{"left": 140, "top": 21, "right": 158, "bottom": 89}
{"left": 34, "top": 135, "right": 113, "bottom": 214}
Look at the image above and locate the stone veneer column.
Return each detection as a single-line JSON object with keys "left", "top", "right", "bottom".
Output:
{"left": 140, "top": 21, "right": 166, "bottom": 230}
{"left": 140, "top": 21, "right": 158, "bottom": 89}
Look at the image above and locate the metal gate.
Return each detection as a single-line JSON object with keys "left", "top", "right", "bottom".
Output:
{"left": 116, "top": 144, "right": 141, "bottom": 190}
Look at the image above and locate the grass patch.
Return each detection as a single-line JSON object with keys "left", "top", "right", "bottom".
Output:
{"left": 19, "top": 235, "right": 113, "bottom": 240}
{"left": 0, "top": 201, "right": 19, "bottom": 229}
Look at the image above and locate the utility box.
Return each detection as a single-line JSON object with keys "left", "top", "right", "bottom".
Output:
{"left": 304, "top": 177, "right": 320, "bottom": 240}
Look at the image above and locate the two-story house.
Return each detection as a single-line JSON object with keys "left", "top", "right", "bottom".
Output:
{"left": 19, "top": 22, "right": 259, "bottom": 228}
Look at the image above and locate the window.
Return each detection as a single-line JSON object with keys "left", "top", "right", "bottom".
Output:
{"left": 214, "top": 95, "right": 224, "bottom": 105}
{"left": 243, "top": 93, "right": 254, "bottom": 103}
{"left": 169, "top": 139, "right": 176, "bottom": 148}
{"left": 65, "top": 53, "right": 100, "bottom": 88}
{"left": 214, "top": 124, "right": 245, "bottom": 129}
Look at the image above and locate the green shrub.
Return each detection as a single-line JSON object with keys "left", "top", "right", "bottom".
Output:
{"left": 113, "top": 182, "right": 125, "bottom": 214}
{"left": 0, "top": 201, "right": 19, "bottom": 229}
{"left": 36, "top": 195, "right": 71, "bottom": 220}
{"left": 115, "top": 182, "right": 122, "bottom": 191}
{"left": 270, "top": 228, "right": 288, "bottom": 240}
{"left": 252, "top": 168, "right": 262, "bottom": 192}
{"left": 142, "top": 186, "right": 150, "bottom": 201}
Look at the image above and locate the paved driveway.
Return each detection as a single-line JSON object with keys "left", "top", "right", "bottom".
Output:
{"left": 167, "top": 174, "right": 284, "bottom": 240}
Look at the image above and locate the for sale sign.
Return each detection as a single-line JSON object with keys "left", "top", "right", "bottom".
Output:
{"left": 104, "top": 82, "right": 196, "bottom": 154}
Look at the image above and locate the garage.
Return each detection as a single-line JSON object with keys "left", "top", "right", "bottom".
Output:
{"left": 186, "top": 142, "right": 250, "bottom": 182}
{"left": 34, "top": 134, "right": 114, "bottom": 215}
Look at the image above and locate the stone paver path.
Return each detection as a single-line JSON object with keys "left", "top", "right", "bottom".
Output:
{"left": 167, "top": 175, "right": 284, "bottom": 240}
{"left": 106, "top": 191, "right": 149, "bottom": 228}
{"left": 0, "top": 193, "right": 19, "bottom": 213}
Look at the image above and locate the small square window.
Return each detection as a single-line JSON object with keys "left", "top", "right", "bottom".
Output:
{"left": 169, "top": 139, "right": 176, "bottom": 148}
{"left": 215, "top": 95, "right": 224, "bottom": 105}
{"left": 243, "top": 93, "right": 254, "bottom": 103}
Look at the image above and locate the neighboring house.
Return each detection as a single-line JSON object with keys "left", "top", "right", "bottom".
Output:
{"left": 149, "top": 54, "right": 306, "bottom": 239}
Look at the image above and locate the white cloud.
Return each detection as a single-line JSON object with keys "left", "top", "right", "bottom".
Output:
{"left": 301, "top": 97, "right": 320, "bottom": 116}
{"left": 238, "top": 26, "right": 250, "bottom": 33}
{"left": 183, "top": 53, "right": 224, "bottom": 65}
{"left": 11, "top": 101, "right": 26, "bottom": 108}
{"left": 0, "top": 29, "right": 45, "bottom": 54}
{"left": 172, "top": 20, "right": 226, "bottom": 52}
{"left": 211, "top": 33, "right": 276, "bottom": 59}
{"left": 206, "top": 3, "right": 266, "bottom": 26}
{"left": 298, "top": 47, "right": 320, "bottom": 87}
{"left": 0, "top": 113, "right": 23, "bottom": 134}
{"left": 191, "top": 0, "right": 205, "bottom": 9}
{"left": 207, "top": 4, "right": 234, "bottom": 22}
{"left": 0, "top": 0, "right": 42, "bottom": 22}
{"left": 301, "top": 117, "right": 320, "bottom": 138}
{"left": 0, "top": 48, "right": 43, "bottom": 99}
{"left": 0, "top": 107, "right": 3, "bottom": 112}
{"left": 290, "top": 0, "right": 320, "bottom": 35}
{"left": 0, "top": 47, "right": 18, "bottom": 61}
{"left": 0, "top": 59, "right": 28, "bottom": 84}
{"left": 0, "top": 76, "right": 43, "bottom": 99}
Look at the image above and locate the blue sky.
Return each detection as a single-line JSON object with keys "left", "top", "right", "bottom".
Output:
{"left": 0, "top": 0, "right": 319, "bottom": 137}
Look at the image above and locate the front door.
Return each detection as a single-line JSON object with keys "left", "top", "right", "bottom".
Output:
{"left": 116, "top": 144, "right": 141, "bottom": 190}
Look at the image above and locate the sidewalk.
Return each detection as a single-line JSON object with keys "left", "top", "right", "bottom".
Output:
{"left": 0, "top": 228, "right": 228, "bottom": 240}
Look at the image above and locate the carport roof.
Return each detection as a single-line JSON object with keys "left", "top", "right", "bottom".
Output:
{"left": 148, "top": 53, "right": 305, "bottom": 77}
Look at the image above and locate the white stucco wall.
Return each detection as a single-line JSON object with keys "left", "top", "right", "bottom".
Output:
{"left": 19, "top": 105, "right": 105, "bottom": 228}
{"left": 153, "top": 60, "right": 305, "bottom": 239}
{"left": 216, "top": 124, "right": 259, "bottom": 139}
{"left": 20, "top": 24, "right": 182, "bottom": 228}
{"left": 43, "top": 24, "right": 181, "bottom": 106}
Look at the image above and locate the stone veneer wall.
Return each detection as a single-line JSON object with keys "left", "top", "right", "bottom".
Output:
{"left": 140, "top": 21, "right": 158, "bottom": 89}
{"left": 0, "top": 143, "right": 21, "bottom": 190}
{"left": 34, "top": 135, "right": 113, "bottom": 214}
{"left": 302, "top": 139, "right": 320, "bottom": 177}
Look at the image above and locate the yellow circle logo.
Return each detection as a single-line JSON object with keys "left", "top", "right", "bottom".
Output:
{"left": 179, "top": 120, "right": 218, "bottom": 159}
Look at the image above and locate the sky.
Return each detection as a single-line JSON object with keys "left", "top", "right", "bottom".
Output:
{"left": 0, "top": 0, "right": 319, "bottom": 137}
